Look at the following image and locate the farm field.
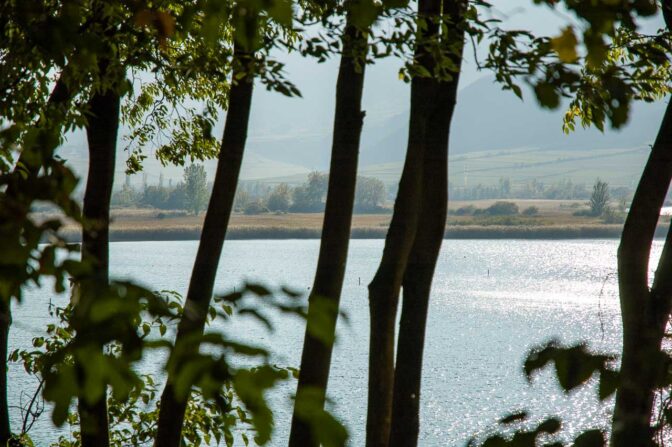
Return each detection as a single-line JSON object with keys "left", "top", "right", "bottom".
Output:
{"left": 359, "top": 146, "right": 650, "bottom": 189}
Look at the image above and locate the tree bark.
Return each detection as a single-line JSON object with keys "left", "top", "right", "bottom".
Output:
{"left": 366, "top": 0, "right": 441, "bottom": 445}
{"left": 154, "top": 45, "right": 254, "bottom": 447}
{"left": 611, "top": 82, "right": 672, "bottom": 446}
{"left": 287, "top": 17, "right": 368, "bottom": 447}
{"left": 0, "top": 74, "right": 72, "bottom": 445}
{"left": 390, "top": 5, "right": 464, "bottom": 444}
{"left": 77, "top": 88, "right": 121, "bottom": 447}
{"left": 0, "top": 298, "right": 10, "bottom": 444}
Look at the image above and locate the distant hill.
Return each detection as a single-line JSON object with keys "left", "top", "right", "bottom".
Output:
{"left": 360, "top": 146, "right": 650, "bottom": 189}
{"left": 244, "top": 75, "right": 667, "bottom": 172}
{"left": 56, "top": 74, "right": 667, "bottom": 191}
{"left": 358, "top": 76, "right": 666, "bottom": 166}
{"left": 57, "top": 132, "right": 310, "bottom": 190}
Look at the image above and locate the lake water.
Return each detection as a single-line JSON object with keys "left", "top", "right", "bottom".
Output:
{"left": 10, "top": 239, "right": 659, "bottom": 445}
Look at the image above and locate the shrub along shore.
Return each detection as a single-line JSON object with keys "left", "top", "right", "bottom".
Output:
{"left": 54, "top": 223, "right": 670, "bottom": 242}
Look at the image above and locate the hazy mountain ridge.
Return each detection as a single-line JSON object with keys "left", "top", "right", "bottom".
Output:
{"left": 56, "top": 74, "right": 666, "bottom": 190}
{"left": 359, "top": 76, "right": 665, "bottom": 164}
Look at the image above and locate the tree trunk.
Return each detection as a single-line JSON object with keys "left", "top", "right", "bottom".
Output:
{"left": 288, "top": 18, "right": 368, "bottom": 447}
{"left": 610, "top": 5, "right": 672, "bottom": 444}
{"left": 0, "top": 74, "right": 72, "bottom": 445}
{"left": 389, "top": 6, "right": 464, "bottom": 444}
{"left": 154, "top": 45, "right": 254, "bottom": 447}
{"left": 366, "top": 0, "right": 441, "bottom": 445}
{"left": 0, "top": 299, "right": 10, "bottom": 444}
{"left": 77, "top": 88, "right": 121, "bottom": 447}
{"left": 611, "top": 96, "right": 672, "bottom": 446}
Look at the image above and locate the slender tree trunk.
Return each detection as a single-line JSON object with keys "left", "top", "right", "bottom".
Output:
{"left": 0, "top": 299, "right": 10, "bottom": 444}
{"left": 389, "top": 7, "right": 464, "bottom": 445}
{"left": 154, "top": 45, "right": 254, "bottom": 447}
{"left": 288, "top": 18, "right": 368, "bottom": 447}
{"left": 611, "top": 96, "right": 672, "bottom": 445}
{"left": 0, "top": 74, "right": 72, "bottom": 445}
{"left": 366, "top": 0, "right": 441, "bottom": 445}
{"left": 77, "top": 87, "right": 121, "bottom": 447}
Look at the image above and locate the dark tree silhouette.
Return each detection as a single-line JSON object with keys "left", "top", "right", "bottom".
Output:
{"left": 611, "top": 4, "right": 672, "bottom": 442}
{"left": 288, "top": 14, "right": 368, "bottom": 447}
{"left": 390, "top": 2, "right": 465, "bottom": 445}
{"left": 77, "top": 83, "right": 121, "bottom": 447}
{"left": 154, "top": 43, "right": 255, "bottom": 447}
{"left": 366, "top": 0, "right": 443, "bottom": 444}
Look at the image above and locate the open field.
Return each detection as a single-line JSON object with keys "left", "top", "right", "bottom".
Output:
{"left": 37, "top": 199, "right": 669, "bottom": 241}
{"left": 360, "top": 146, "right": 649, "bottom": 188}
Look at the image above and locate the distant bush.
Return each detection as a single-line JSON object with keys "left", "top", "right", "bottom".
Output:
{"left": 266, "top": 183, "right": 291, "bottom": 212}
{"left": 452, "top": 205, "right": 477, "bottom": 216}
{"left": 589, "top": 178, "right": 610, "bottom": 216}
{"left": 522, "top": 206, "right": 539, "bottom": 216}
{"left": 244, "top": 202, "right": 268, "bottom": 215}
{"left": 573, "top": 209, "right": 596, "bottom": 217}
{"left": 485, "top": 201, "right": 519, "bottom": 216}
{"left": 450, "top": 216, "right": 540, "bottom": 226}
{"left": 353, "top": 204, "right": 391, "bottom": 214}
{"left": 602, "top": 207, "right": 626, "bottom": 224}
{"left": 155, "top": 211, "right": 188, "bottom": 220}
{"left": 356, "top": 176, "right": 386, "bottom": 210}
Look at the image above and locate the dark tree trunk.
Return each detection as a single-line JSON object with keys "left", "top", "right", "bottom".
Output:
{"left": 287, "top": 18, "right": 368, "bottom": 447}
{"left": 610, "top": 5, "right": 672, "bottom": 444}
{"left": 77, "top": 88, "right": 121, "bottom": 447}
{"left": 611, "top": 97, "right": 672, "bottom": 445}
{"left": 389, "top": 6, "right": 464, "bottom": 444}
{"left": 0, "top": 299, "right": 10, "bottom": 444}
{"left": 154, "top": 45, "right": 254, "bottom": 447}
{"left": 366, "top": 0, "right": 441, "bottom": 445}
{"left": 0, "top": 75, "right": 72, "bottom": 445}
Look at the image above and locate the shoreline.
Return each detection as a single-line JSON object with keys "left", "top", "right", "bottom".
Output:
{"left": 54, "top": 224, "right": 668, "bottom": 242}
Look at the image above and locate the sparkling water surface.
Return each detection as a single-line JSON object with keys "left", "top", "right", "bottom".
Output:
{"left": 10, "top": 239, "right": 658, "bottom": 445}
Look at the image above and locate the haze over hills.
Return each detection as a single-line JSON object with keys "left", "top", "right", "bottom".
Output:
{"left": 52, "top": 0, "right": 668, "bottom": 192}
{"left": 57, "top": 71, "right": 666, "bottom": 192}
{"left": 259, "top": 74, "right": 666, "bottom": 169}
{"left": 252, "top": 75, "right": 666, "bottom": 189}
{"left": 359, "top": 76, "right": 665, "bottom": 166}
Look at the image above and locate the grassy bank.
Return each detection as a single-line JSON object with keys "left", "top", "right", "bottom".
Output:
{"left": 42, "top": 202, "right": 671, "bottom": 242}
{"left": 54, "top": 223, "right": 669, "bottom": 242}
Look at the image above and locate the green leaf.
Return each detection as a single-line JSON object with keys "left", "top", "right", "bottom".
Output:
{"left": 293, "top": 386, "right": 348, "bottom": 447}
{"left": 306, "top": 295, "right": 339, "bottom": 346}
{"left": 551, "top": 27, "right": 579, "bottom": 63}
{"left": 573, "top": 430, "right": 605, "bottom": 447}
{"left": 536, "top": 417, "right": 561, "bottom": 434}
{"left": 498, "top": 411, "right": 528, "bottom": 424}
{"left": 534, "top": 83, "right": 560, "bottom": 109}
{"left": 598, "top": 368, "right": 619, "bottom": 400}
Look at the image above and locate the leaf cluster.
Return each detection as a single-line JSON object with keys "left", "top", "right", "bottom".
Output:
{"left": 468, "top": 340, "right": 620, "bottom": 447}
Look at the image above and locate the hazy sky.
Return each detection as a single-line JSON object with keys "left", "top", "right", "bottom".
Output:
{"left": 247, "top": 0, "right": 666, "bottom": 141}
{"left": 61, "top": 0, "right": 668, "bottom": 185}
{"left": 247, "top": 0, "right": 569, "bottom": 139}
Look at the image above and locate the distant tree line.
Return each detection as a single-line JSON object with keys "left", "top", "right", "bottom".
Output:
{"left": 237, "top": 172, "right": 388, "bottom": 214}
{"left": 113, "top": 168, "right": 388, "bottom": 215}
{"left": 112, "top": 164, "right": 210, "bottom": 214}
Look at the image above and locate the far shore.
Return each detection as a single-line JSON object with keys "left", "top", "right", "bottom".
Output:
{"left": 38, "top": 200, "right": 671, "bottom": 242}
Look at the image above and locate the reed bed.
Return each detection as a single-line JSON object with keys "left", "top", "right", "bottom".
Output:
{"left": 55, "top": 223, "right": 668, "bottom": 242}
